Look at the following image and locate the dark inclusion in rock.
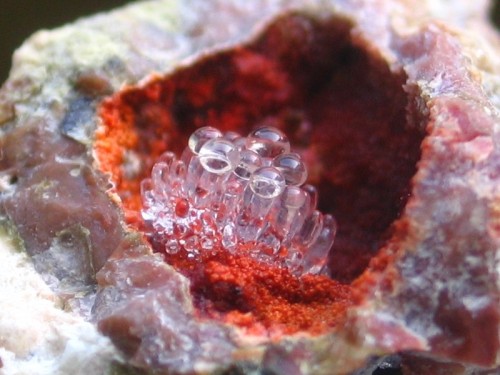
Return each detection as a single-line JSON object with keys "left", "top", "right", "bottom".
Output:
{"left": 60, "top": 96, "right": 95, "bottom": 142}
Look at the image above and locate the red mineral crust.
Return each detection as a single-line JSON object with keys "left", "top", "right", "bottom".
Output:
{"left": 0, "top": 0, "right": 499, "bottom": 374}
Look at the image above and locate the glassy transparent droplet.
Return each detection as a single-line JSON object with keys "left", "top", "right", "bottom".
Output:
{"left": 258, "top": 229, "right": 281, "bottom": 256}
{"left": 199, "top": 138, "right": 240, "bottom": 175}
{"left": 249, "top": 167, "right": 285, "bottom": 199}
{"left": 200, "top": 236, "right": 214, "bottom": 250}
{"left": 188, "top": 126, "right": 223, "bottom": 155}
{"left": 302, "top": 184, "right": 318, "bottom": 214}
{"left": 234, "top": 149, "right": 262, "bottom": 180}
{"left": 151, "top": 161, "right": 170, "bottom": 195}
{"left": 295, "top": 210, "right": 324, "bottom": 247}
{"left": 245, "top": 126, "right": 290, "bottom": 158}
{"left": 273, "top": 153, "right": 307, "bottom": 186}
{"left": 274, "top": 186, "right": 308, "bottom": 240}
{"left": 157, "top": 151, "right": 176, "bottom": 166}
{"left": 166, "top": 239, "right": 180, "bottom": 254}
{"left": 282, "top": 185, "right": 308, "bottom": 209}
{"left": 303, "top": 214, "right": 337, "bottom": 274}
{"left": 184, "top": 235, "right": 199, "bottom": 252}
{"left": 222, "top": 223, "right": 237, "bottom": 250}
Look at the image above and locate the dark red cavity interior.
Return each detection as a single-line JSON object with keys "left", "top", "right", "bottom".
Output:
{"left": 96, "top": 13, "right": 425, "bottom": 333}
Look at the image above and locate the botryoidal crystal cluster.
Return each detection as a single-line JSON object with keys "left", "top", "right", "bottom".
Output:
{"left": 141, "top": 126, "right": 337, "bottom": 275}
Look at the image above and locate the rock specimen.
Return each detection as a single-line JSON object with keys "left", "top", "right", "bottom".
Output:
{"left": 0, "top": 0, "right": 499, "bottom": 374}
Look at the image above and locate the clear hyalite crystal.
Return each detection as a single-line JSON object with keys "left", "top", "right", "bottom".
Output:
{"left": 141, "top": 126, "right": 337, "bottom": 275}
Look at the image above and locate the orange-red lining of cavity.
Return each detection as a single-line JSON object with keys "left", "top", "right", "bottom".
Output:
{"left": 95, "top": 72, "right": 354, "bottom": 336}
{"left": 93, "top": 13, "right": 420, "bottom": 335}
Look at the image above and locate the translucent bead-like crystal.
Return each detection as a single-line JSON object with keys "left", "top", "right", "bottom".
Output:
{"left": 191, "top": 139, "right": 240, "bottom": 207}
{"left": 302, "top": 214, "right": 337, "bottom": 274}
{"left": 275, "top": 186, "right": 308, "bottom": 242}
{"left": 151, "top": 162, "right": 170, "bottom": 196}
{"left": 236, "top": 167, "right": 285, "bottom": 242}
{"left": 188, "top": 126, "right": 223, "bottom": 155}
{"left": 184, "top": 235, "right": 199, "bottom": 252}
{"left": 273, "top": 153, "right": 307, "bottom": 186}
{"left": 249, "top": 167, "right": 285, "bottom": 199}
{"left": 222, "top": 223, "right": 237, "bottom": 250}
{"left": 157, "top": 151, "right": 176, "bottom": 165}
{"left": 199, "top": 138, "right": 240, "bottom": 175}
{"left": 166, "top": 239, "right": 180, "bottom": 254}
{"left": 234, "top": 149, "right": 262, "bottom": 181}
{"left": 140, "top": 124, "right": 337, "bottom": 276}
{"left": 294, "top": 210, "right": 323, "bottom": 247}
{"left": 302, "top": 184, "right": 318, "bottom": 214}
{"left": 182, "top": 126, "right": 222, "bottom": 166}
{"left": 140, "top": 178, "right": 155, "bottom": 211}
{"left": 168, "top": 160, "right": 186, "bottom": 196}
{"left": 246, "top": 126, "right": 290, "bottom": 158}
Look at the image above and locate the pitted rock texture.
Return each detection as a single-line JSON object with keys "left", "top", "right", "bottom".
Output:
{"left": 0, "top": 0, "right": 499, "bottom": 374}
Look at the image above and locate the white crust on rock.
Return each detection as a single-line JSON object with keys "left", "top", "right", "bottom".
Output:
{"left": 0, "top": 234, "right": 121, "bottom": 375}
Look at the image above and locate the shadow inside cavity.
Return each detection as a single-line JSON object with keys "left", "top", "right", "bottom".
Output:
{"left": 112, "top": 13, "right": 425, "bottom": 283}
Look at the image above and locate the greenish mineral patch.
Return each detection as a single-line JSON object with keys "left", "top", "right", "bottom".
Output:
{"left": 0, "top": 216, "right": 25, "bottom": 252}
